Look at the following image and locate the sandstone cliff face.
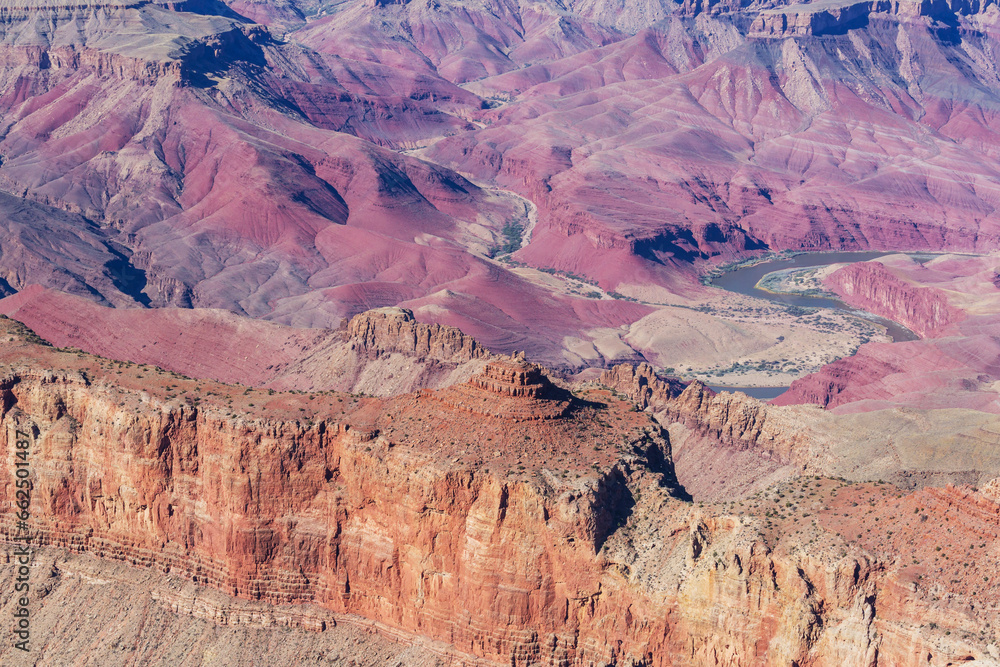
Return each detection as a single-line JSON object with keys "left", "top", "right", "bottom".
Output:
{"left": 601, "top": 363, "right": 811, "bottom": 500}
{"left": 0, "top": 546, "right": 457, "bottom": 667}
{"left": 0, "top": 339, "right": 678, "bottom": 665}
{"left": 1, "top": 329, "right": 996, "bottom": 665}
{"left": 271, "top": 307, "right": 494, "bottom": 395}
{"left": 599, "top": 361, "right": 1000, "bottom": 498}
{"left": 748, "top": 0, "right": 976, "bottom": 38}
{"left": 749, "top": 0, "right": 874, "bottom": 38}
{"left": 347, "top": 306, "right": 487, "bottom": 364}
{"left": 825, "top": 261, "right": 962, "bottom": 338}
{"left": 601, "top": 363, "right": 809, "bottom": 458}
{"left": 0, "top": 0, "right": 259, "bottom": 85}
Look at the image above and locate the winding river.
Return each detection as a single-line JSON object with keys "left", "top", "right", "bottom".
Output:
{"left": 706, "top": 251, "right": 926, "bottom": 399}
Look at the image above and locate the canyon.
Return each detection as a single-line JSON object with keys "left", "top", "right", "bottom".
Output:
{"left": 4, "top": 0, "right": 1000, "bottom": 368}
{"left": 0, "top": 0, "right": 1000, "bottom": 663}
{"left": 776, "top": 253, "right": 1000, "bottom": 413}
{"left": 0, "top": 286, "right": 492, "bottom": 394}
{"left": 2, "top": 316, "right": 1000, "bottom": 665}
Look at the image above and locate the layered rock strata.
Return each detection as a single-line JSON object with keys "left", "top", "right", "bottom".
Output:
{"left": 0, "top": 320, "right": 998, "bottom": 664}
{"left": 602, "top": 363, "right": 807, "bottom": 463}
{"left": 0, "top": 547, "right": 458, "bottom": 667}
{"left": 600, "top": 361, "right": 1000, "bottom": 498}
{"left": 750, "top": 0, "right": 875, "bottom": 38}
{"left": 825, "top": 261, "right": 962, "bottom": 338}
{"left": 0, "top": 0, "right": 264, "bottom": 85}
{"left": 0, "top": 292, "right": 493, "bottom": 395}
{"left": 777, "top": 255, "right": 997, "bottom": 412}
{"left": 601, "top": 362, "right": 807, "bottom": 499}
{"left": 347, "top": 306, "right": 487, "bottom": 364}
{"left": 436, "top": 356, "right": 571, "bottom": 420}
{"left": 749, "top": 0, "right": 980, "bottom": 38}
{"left": 0, "top": 321, "right": 679, "bottom": 665}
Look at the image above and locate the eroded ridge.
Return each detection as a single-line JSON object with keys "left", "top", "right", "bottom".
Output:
{"left": 435, "top": 355, "right": 570, "bottom": 420}
{"left": 1, "top": 319, "right": 999, "bottom": 665}
{"left": 469, "top": 356, "right": 548, "bottom": 399}
{"left": 347, "top": 307, "right": 488, "bottom": 364}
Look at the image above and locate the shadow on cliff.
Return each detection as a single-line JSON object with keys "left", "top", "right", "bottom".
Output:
{"left": 181, "top": 27, "right": 270, "bottom": 89}
{"left": 633, "top": 225, "right": 768, "bottom": 264}
{"left": 104, "top": 257, "right": 151, "bottom": 307}
{"left": 592, "top": 439, "right": 691, "bottom": 553}
{"left": 593, "top": 468, "right": 636, "bottom": 553}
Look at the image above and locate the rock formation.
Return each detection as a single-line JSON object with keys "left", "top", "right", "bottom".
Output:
{"left": 468, "top": 357, "right": 548, "bottom": 398}
{"left": 436, "top": 356, "right": 572, "bottom": 420}
{"left": 825, "top": 260, "right": 963, "bottom": 338}
{"left": 0, "top": 289, "right": 492, "bottom": 395}
{"left": 0, "top": 547, "right": 453, "bottom": 666}
{"left": 0, "top": 318, "right": 999, "bottom": 664}
{"left": 747, "top": 0, "right": 966, "bottom": 38}
{"left": 347, "top": 306, "right": 487, "bottom": 364}
{"left": 749, "top": 0, "right": 874, "bottom": 38}
{"left": 598, "top": 362, "right": 686, "bottom": 409}
{"left": 3, "top": 0, "right": 1000, "bottom": 660}
{"left": 601, "top": 358, "right": 1000, "bottom": 498}
{"left": 602, "top": 362, "right": 809, "bottom": 463}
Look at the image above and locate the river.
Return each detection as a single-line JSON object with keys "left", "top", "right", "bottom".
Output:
{"left": 706, "top": 251, "right": 928, "bottom": 399}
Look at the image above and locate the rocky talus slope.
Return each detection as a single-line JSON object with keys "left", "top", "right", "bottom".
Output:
{"left": 0, "top": 547, "right": 453, "bottom": 666}
{"left": 1, "top": 319, "right": 999, "bottom": 665}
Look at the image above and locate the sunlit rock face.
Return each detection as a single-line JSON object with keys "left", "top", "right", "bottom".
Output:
{"left": 1, "top": 318, "right": 1000, "bottom": 665}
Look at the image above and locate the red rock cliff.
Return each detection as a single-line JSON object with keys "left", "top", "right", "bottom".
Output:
{"left": 601, "top": 363, "right": 809, "bottom": 464}
{"left": 0, "top": 326, "right": 996, "bottom": 665}
{"left": 825, "top": 261, "right": 963, "bottom": 338}
{"left": 347, "top": 307, "right": 488, "bottom": 364}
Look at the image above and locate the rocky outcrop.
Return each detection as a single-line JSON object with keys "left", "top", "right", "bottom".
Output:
{"left": 660, "top": 380, "right": 812, "bottom": 461}
{"left": 0, "top": 43, "right": 183, "bottom": 84}
{"left": 605, "top": 365, "right": 820, "bottom": 499}
{"left": 750, "top": 0, "right": 874, "bottom": 38}
{"left": 601, "top": 363, "right": 808, "bottom": 464}
{"left": 0, "top": 323, "right": 676, "bottom": 665}
{"left": 0, "top": 292, "right": 492, "bottom": 395}
{"left": 675, "top": 0, "right": 758, "bottom": 17}
{"left": 0, "top": 545, "right": 458, "bottom": 667}
{"left": 0, "top": 0, "right": 264, "bottom": 84}
{"left": 437, "top": 356, "right": 571, "bottom": 420}
{"left": 748, "top": 0, "right": 970, "bottom": 38}
{"left": 347, "top": 307, "right": 487, "bottom": 364}
{"left": 826, "top": 261, "right": 962, "bottom": 338}
{"left": 468, "top": 356, "right": 548, "bottom": 398}
{"left": 600, "top": 362, "right": 686, "bottom": 408}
